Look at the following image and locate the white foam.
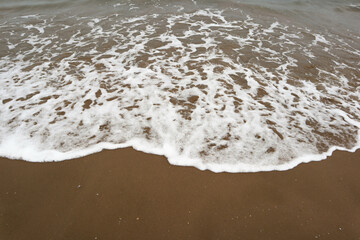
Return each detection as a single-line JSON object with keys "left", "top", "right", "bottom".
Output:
{"left": 0, "top": 9, "right": 359, "bottom": 172}
{"left": 312, "top": 34, "right": 330, "bottom": 46}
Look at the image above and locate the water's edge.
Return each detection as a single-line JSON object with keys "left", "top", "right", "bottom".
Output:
{"left": 1, "top": 138, "right": 359, "bottom": 173}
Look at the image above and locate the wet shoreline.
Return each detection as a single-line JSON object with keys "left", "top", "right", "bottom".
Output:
{"left": 1, "top": 148, "right": 359, "bottom": 239}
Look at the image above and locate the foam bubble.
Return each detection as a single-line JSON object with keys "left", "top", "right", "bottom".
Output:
{"left": 0, "top": 8, "right": 359, "bottom": 172}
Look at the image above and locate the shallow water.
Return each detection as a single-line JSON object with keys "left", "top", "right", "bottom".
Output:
{"left": 0, "top": 0, "right": 359, "bottom": 172}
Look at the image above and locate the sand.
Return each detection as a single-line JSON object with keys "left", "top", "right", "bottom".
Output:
{"left": 0, "top": 148, "right": 359, "bottom": 240}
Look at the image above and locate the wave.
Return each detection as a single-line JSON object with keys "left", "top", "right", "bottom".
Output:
{"left": 0, "top": 9, "right": 359, "bottom": 172}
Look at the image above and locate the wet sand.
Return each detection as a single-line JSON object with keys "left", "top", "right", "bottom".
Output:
{"left": 0, "top": 149, "right": 359, "bottom": 240}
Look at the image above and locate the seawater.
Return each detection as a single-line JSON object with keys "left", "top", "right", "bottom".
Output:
{"left": 0, "top": 0, "right": 359, "bottom": 172}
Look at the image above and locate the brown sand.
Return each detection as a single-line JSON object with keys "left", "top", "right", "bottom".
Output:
{"left": 0, "top": 149, "right": 359, "bottom": 240}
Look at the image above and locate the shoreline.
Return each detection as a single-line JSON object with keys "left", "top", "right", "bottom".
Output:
{"left": 0, "top": 148, "right": 359, "bottom": 239}
{"left": 1, "top": 142, "right": 359, "bottom": 173}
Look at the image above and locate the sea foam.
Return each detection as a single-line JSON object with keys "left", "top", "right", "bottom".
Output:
{"left": 0, "top": 8, "right": 359, "bottom": 172}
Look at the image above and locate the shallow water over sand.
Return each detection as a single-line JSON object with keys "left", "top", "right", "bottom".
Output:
{"left": 0, "top": 0, "right": 359, "bottom": 172}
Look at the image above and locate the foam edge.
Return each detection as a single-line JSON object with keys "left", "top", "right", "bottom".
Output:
{"left": 0, "top": 137, "right": 359, "bottom": 173}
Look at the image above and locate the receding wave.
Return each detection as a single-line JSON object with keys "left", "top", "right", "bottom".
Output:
{"left": 0, "top": 5, "right": 359, "bottom": 172}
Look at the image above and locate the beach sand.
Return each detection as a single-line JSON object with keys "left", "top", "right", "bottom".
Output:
{"left": 0, "top": 149, "right": 359, "bottom": 240}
